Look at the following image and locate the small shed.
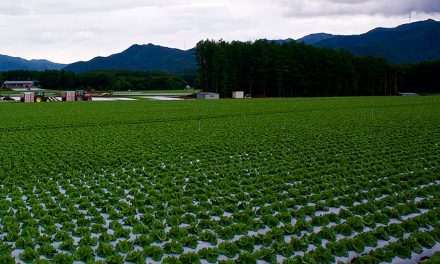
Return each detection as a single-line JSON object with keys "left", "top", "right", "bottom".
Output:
{"left": 197, "top": 92, "right": 219, "bottom": 100}
{"left": 232, "top": 91, "right": 244, "bottom": 99}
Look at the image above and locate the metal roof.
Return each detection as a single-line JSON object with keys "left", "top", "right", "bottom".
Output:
{"left": 197, "top": 92, "right": 219, "bottom": 95}
{"left": 3, "top": 81, "right": 35, "bottom": 84}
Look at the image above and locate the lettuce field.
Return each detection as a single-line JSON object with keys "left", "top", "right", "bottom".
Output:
{"left": 0, "top": 97, "right": 439, "bottom": 264}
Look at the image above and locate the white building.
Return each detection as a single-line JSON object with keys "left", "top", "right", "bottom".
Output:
{"left": 197, "top": 92, "right": 220, "bottom": 100}
{"left": 232, "top": 91, "right": 244, "bottom": 99}
{"left": 3, "top": 81, "right": 37, "bottom": 90}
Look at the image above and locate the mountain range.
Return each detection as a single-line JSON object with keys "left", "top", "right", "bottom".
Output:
{"left": 312, "top": 19, "right": 440, "bottom": 64}
{"left": 272, "top": 19, "right": 440, "bottom": 63}
{"left": 0, "top": 54, "right": 66, "bottom": 71}
{"left": 63, "top": 44, "right": 196, "bottom": 73}
{"left": 0, "top": 19, "right": 439, "bottom": 73}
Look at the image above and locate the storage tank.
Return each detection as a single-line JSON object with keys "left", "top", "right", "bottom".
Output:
{"left": 61, "top": 91, "right": 76, "bottom": 102}
{"left": 20, "top": 92, "right": 34, "bottom": 103}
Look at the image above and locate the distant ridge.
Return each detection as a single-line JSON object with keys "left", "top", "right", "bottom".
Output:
{"left": 64, "top": 44, "right": 196, "bottom": 74}
{"left": 0, "top": 54, "right": 65, "bottom": 71}
{"left": 312, "top": 19, "right": 440, "bottom": 63}
{"left": 265, "top": 33, "right": 336, "bottom": 45}
{"left": 296, "top": 33, "right": 336, "bottom": 45}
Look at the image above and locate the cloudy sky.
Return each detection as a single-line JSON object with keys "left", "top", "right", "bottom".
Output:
{"left": 1, "top": 0, "right": 439, "bottom": 64}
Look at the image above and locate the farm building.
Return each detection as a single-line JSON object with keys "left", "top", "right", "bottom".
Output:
{"left": 232, "top": 91, "right": 244, "bottom": 99}
{"left": 398, "top": 93, "right": 419, "bottom": 96}
{"left": 2, "top": 81, "right": 38, "bottom": 90}
{"left": 197, "top": 92, "right": 220, "bottom": 100}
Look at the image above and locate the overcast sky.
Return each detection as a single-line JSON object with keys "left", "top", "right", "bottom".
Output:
{"left": 1, "top": 0, "right": 439, "bottom": 64}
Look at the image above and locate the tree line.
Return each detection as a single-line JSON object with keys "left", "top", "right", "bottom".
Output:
{"left": 1, "top": 41, "right": 439, "bottom": 96}
{"left": 195, "top": 39, "right": 440, "bottom": 97}
{"left": 0, "top": 70, "right": 188, "bottom": 91}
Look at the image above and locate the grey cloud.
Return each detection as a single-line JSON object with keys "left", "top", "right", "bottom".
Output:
{"left": 0, "top": 0, "right": 438, "bottom": 63}
{"left": 5, "top": 0, "right": 440, "bottom": 17}
{"left": 1, "top": 0, "right": 186, "bottom": 16}
{"left": 369, "top": 0, "right": 440, "bottom": 15}
{"left": 274, "top": 0, "right": 440, "bottom": 16}
{"left": 0, "top": 4, "right": 30, "bottom": 16}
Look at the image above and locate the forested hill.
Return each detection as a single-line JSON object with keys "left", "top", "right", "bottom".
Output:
{"left": 271, "top": 34, "right": 337, "bottom": 45}
{"left": 313, "top": 19, "right": 440, "bottom": 63}
{"left": 64, "top": 44, "right": 196, "bottom": 74}
{"left": 0, "top": 54, "right": 65, "bottom": 71}
{"left": 296, "top": 33, "right": 336, "bottom": 45}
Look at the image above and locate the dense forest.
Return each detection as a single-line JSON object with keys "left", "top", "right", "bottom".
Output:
{"left": 399, "top": 60, "right": 440, "bottom": 94}
{"left": 0, "top": 70, "right": 188, "bottom": 91}
{"left": 195, "top": 40, "right": 440, "bottom": 97}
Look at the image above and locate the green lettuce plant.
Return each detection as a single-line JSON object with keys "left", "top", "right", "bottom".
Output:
{"left": 218, "top": 241, "right": 240, "bottom": 258}
{"left": 19, "top": 248, "right": 38, "bottom": 263}
{"left": 125, "top": 250, "right": 146, "bottom": 264}
{"left": 198, "top": 247, "right": 219, "bottom": 263}
{"left": 143, "top": 246, "right": 164, "bottom": 262}
{"left": 74, "top": 245, "right": 95, "bottom": 262}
